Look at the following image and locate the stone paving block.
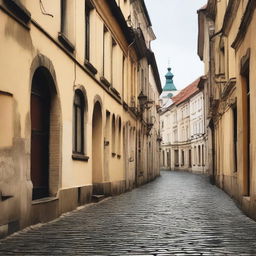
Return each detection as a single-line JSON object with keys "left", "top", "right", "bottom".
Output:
{"left": 1, "top": 171, "right": 256, "bottom": 255}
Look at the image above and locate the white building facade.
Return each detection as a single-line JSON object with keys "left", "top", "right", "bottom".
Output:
{"left": 160, "top": 77, "right": 207, "bottom": 173}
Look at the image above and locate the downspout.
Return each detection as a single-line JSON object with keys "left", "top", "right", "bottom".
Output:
{"left": 209, "top": 28, "right": 222, "bottom": 184}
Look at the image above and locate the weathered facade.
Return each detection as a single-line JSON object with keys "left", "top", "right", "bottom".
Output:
{"left": 0, "top": 0, "right": 161, "bottom": 238}
{"left": 198, "top": 0, "right": 256, "bottom": 219}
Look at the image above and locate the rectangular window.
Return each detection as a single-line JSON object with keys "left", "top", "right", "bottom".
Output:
{"left": 181, "top": 150, "right": 184, "bottom": 166}
{"left": 141, "top": 68, "right": 144, "bottom": 93}
{"left": 122, "top": 55, "right": 126, "bottom": 98}
{"left": 241, "top": 60, "right": 250, "bottom": 196}
{"left": 174, "top": 150, "right": 179, "bottom": 167}
{"left": 167, "top": 150, "right": 171, "bottom": 167}
{"left": 60, "top": 0, "right": 75, "bottom": 52}
{"left": 232, "top": 104, "right": 237, "bottom": 172}
{"left": 103, "top": 26, "right": 108, "bottom": 77}
{"left": 111, "top": 38, "right": 117, "bottom": 85}
{"left": 73, "top": 91, "right": 85, "bottom": 154}
{"left": 85, "top": 2, "right": 93, "bottom": 61}
{"left": 219, "top": 45, "right": 225, "bottom": 74}
{"left": 202, "top": 145, "right": 205, "bottom": 166}
{"left": 102, "top": 26, "right": 112, "bottom": 83}
{"left": 193, "top": 146, "right": 196, "bottom": 165}
{"left": 189, "top": 149, "right": 192, "bottom": 167}
{"left": 198, "top": 145, "right": 201, "bottom": 166}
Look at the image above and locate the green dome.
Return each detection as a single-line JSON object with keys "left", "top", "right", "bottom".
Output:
{"left": 163, "top": 67, "right": 177, "bottom": 91}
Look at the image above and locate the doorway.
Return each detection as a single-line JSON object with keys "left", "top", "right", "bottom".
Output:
{"left": 92, "top": 101, "right": 103, "bottom": 184}
{"left": 31, "top": 68, "right": 51, "bottom": 200}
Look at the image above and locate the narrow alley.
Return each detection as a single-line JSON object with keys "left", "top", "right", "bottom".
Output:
{"left": 1, "top": 171, "right": 256, "bottom": 255}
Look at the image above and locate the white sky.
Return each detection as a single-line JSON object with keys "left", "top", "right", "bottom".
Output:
{"left": 144, "top": 0, "right": 207, "bottom": 90}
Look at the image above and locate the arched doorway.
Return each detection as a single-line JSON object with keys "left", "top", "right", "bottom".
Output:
{"left": 92, "top": 101, "right": 103, "bottom": 184}
{"left": 31, "top": 68, "right": 51, "bottom": 200}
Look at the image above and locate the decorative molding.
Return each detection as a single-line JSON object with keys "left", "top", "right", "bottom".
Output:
{"left": 110, "top": 86, "right": 121, "bottom": 99}
{"left": 100, "top": 76, "right": 111, "bottom": 88}
{"left": 84, "top": 59, "right": 97, "bottom": 75}
{"left": 58, "top": 32, "right": 75, "bottom": 53}
{"left": 72, "top": 154, "right": 89, "bottom": 162}
{"left": 221, "top": 77, "right": 236, "bottom": 99}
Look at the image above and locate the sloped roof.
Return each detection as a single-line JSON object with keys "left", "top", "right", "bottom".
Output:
{"left": 172, "top": 78, "right": 201, "bottom": 105}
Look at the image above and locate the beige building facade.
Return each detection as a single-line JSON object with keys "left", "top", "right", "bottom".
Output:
{"left": 0, "top": 0, "right": 161, "bottom": 238}
{"left": 198, "top": 0, "right": 256, "bottom": 219}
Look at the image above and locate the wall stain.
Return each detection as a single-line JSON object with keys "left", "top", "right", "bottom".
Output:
{"left": 4, "top": 16, "right": 34, "bottom": 52}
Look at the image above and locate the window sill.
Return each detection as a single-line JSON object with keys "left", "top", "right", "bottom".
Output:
{"left": 123, "top": 101, "right": 129, "bottom": 111}
{"left": 0, "top": 193, "right": 13, "bottom": 202}
{"left": 58, "top": 32, "right": 75, "bottom": 53}
{"left": 3, "top": 0, "right": 31, "bottom": 24}
{"left": 32, "top": 196, "right": 58, "bottom": 205}
{"left": 100, "top": 76, "right": 111, "bottom": 88}
{"left": 84, "top": 59, "right": 97, "bottom": 75}
{"left": 110, "top": 87, "right": 121, "bottom": 98}
{"left": 72, "top": 153, "right": 89, "bottom": 162}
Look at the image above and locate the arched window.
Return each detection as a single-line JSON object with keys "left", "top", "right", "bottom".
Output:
{"left": 198, "top": 145, "right": 201, "bottom": 166}
{"left": 117, "top": 117, "right": 122, "bottom": 157}
{"left": 73, "top": 90, "right": 85, "bottom": 154}
{"left": 112, "top": 114, "right": 116, "bottom": 156}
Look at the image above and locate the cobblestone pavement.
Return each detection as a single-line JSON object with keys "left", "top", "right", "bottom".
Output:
{"left": 1, "top": 171, "right": 256, "bottom": 255}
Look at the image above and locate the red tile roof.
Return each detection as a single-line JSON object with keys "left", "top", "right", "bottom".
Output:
{"left": 172, "top": 77, "right": 201, "bottom": 105}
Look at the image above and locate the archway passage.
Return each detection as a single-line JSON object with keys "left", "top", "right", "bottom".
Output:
{"left": 31, "top": 68, "right": 52, "bottom": 200}
{"left": 92, "top": 101, "right": 103, "bottom": 185}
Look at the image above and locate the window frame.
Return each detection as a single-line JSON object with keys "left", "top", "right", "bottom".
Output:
{"left": 72, "top": 90, "right": 89, "bottom": 161}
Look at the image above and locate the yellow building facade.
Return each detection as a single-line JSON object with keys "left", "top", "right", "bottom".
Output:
{"left": 198, "top": 0, "right": 256, "bottom": 219}
{"left": 0, "top": 0, "right": 161, "bottom": 237}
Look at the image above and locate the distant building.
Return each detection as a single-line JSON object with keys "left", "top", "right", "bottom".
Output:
{"left": 160, "top": 67, "right": 179, "bottom": 108}
{"left": 160, "top": 75, "right": 207, "bottom": 173}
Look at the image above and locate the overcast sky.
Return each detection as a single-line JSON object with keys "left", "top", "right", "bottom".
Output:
{"left": 144, "top": 0, "right": 206, "bottom": 90}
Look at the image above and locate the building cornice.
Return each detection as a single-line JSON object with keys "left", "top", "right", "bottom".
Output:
{"left": 147, "top": 50, "right": 162, "bottom": 94}
{"left": 231, "top": 0, "right": 256, "bottom": 50}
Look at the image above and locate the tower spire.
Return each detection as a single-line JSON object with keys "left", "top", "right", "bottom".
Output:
{"left": 163, "top": 67, "right": 177, "bottom": 91}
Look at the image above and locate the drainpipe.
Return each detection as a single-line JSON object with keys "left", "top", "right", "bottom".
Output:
{"left": 208, "top": 28, "right": 222, "bottom": 184}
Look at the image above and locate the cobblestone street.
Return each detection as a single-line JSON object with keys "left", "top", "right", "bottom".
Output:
{"left": 1, "top": 171, "right": 256, "bottom": 255}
